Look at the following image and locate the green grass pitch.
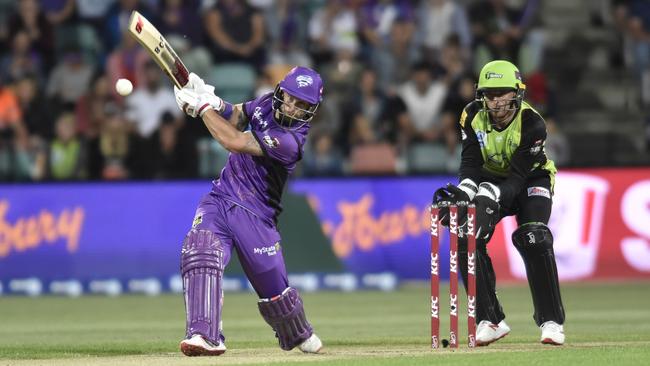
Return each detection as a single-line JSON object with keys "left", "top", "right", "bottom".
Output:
{"left": 1, "top": 281, "right": 649, "bottom": 365}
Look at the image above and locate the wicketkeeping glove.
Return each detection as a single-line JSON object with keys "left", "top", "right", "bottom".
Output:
{"left": 473, "top": 182, "right": 500, "bottom": 239}
{"left": 432, "top": 179, "right": 478, "bottom": 227}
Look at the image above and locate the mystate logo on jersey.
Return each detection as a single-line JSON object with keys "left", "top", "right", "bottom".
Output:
{"left": 254, "top": 242, "right": 281, "bottom": 256}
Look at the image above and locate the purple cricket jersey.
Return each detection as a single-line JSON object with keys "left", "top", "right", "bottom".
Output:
{"left": 210, "top": 93, "right": 309, "bottom": 224}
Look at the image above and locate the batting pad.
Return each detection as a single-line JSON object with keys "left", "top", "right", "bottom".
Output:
{"left": 258, "top": 287, "right": 313, "bottom": 350}
{"left": 181, "top": 229, "right": 225, "bottom": 345}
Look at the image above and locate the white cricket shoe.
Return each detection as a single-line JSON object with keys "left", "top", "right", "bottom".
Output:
{"left": 540, "top": 321, "right": 565, "bottom": 345}
{"left": 476, "top": 320, "right": 511, "bottom": 346}
{"left": 298, "top": 333, "right": 323, "bottom": 354}
{"left": 180, "top": 334, "right": 227, "bottom": 356}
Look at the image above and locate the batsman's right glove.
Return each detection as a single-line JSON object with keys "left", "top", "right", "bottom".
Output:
{"left": 432, "top": 178, "right": 478, "bottom": 227}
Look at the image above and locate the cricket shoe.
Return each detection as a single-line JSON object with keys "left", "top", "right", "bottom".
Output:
{"left": 298, "top": 333, "right": 323, "bottom": 354}
{"left": 540, "top": 321, "right": 565, "bottom": 345}
{"left": 180, "top": 334, "right": 227, "bottom": 356}
{"left": 476, "top": 320, "right": 510, "bottom": 346}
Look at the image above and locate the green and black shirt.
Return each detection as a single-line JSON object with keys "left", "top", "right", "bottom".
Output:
{"left": 458, "top": 100, "right": 556, "bottom": 207}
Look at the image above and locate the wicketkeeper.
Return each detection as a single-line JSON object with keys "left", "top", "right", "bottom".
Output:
{"left": 433, "top": 60, "right": 566, "bottom": 346}
{"left": 173, "top": 66, "right": 324, "bottom": 356}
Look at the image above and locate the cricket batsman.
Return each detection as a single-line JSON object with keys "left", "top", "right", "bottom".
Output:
{"left": 173, "top": 66, "right": 324, "bottom": 356}
{"left": 433, "top": 60, "right": 566, "bottom": 346}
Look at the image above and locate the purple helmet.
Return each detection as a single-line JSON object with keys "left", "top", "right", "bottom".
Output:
{"left": 272, "top": 66, "right": 323, "bottom": 129}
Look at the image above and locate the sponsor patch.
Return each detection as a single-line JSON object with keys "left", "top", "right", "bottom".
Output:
{"left": 253, "top": 106, "right": 268, "bottom": 129}
{"left": 254, "top": 242, "right": 281, "bottom": 256}
{"left": 192, "top": 214, "right": 202, "bottom": 228}
{"left": 459, "top": 109, "right": 468, "bottom": 127}
{"left": 527, "top": 186, "right": 550, "bottom": 199}
{"left": 530, "top": 139, "right": 543, "bottom": 155}
{"left": 485, "top": 72, "right": 503, "bottom": 79}
{"left": 515, "top": 71, "right": 522, "bottom": 81}
{"left": 476, "top": 131, "right": 487, "bottom": 148}
{"left": 263, "top": 134, "right": 280, "bottom": 149}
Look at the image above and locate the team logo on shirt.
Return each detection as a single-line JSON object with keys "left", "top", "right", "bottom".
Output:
{"left": 296, "top": 75, "right": 313, "bottom": 87}
{"left": 254, "top": 242, "right": 281, "bottom": 256}
{"left": 263, "top": 134, "right": 280, "bottom": 149}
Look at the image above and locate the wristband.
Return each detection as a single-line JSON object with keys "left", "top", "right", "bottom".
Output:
{"left": 220, "top": 102, "right": 233, "bottom": 119}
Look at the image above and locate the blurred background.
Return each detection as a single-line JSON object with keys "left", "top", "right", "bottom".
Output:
{"left": 0, "top": 0, "right": 649, "bottom": 297}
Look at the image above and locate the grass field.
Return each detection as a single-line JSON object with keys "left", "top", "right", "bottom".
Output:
{"left": 1, "top": 281, "right": 649, "bottom": 366}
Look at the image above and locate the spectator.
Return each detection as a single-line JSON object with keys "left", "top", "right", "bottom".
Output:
{"left": 370, "top": 14, "right": 419, "bottom": 91}
{"left": 14, "top": 73, "right": 53, "bottom": 139}
{"left": 265, "top": 0, "right": 313, "bottom": 67}
{"left": 469, "top": 0, "right": 524, "bottom": 68}
{"left": 106, "top": 32, "right": 150, "bottom": 98}
{"left": 124, "top": 60, "right": 182, "bottom": 140}
{"left": 341, "top": 68, "right": 407, "bottom": 153}
{"left": 416, "top": 0, "right": 472, "bottom": 64}
{"left": 0, "top": 30, "right": 45, "bottom": 85}
{"left": 48, "top": 112, "right": 86, "bottom": 180}
{"left": 158, "top": 0, "right": 203, "bottom": 46}
{"left": 203, "top": 0, "right": 266, "bottom": 71}
{"left": 621, "top": 1, "right": 650, "bottom": 104}
{"left": 8, "top": 0, "right": 55, "bottom": 70}
{"left": 41, "top": 0, "right": 76, "bottom": 26}
{"left": 397, "top": 62, "right": 448, "bottom": 145}
{"left": 151, "top": 111, "right": 197, "bottom": 179}
{"left": 302, "top": 132, "right": 344, "bottom": 177}
{"left": 103, "top": 0, "right": 155, "bottom": 52}
{"left": 86, "top": 103, "right": 134, "bottom": 180}
{"left": 544, "top": 118, "right": 570, "bottom": 167}
{"left": 46, "top": 47, "right": 95, "bottom": 108}
{"left": 75, "top": 0, "right": 117, "bottom": 34}
{"left": 308, "top": 0, "right": 359, "bottom": 67}
{"left": 358, "top": 0, "right": 414, "bottom": 61}
{"left": 75, "top": 72, "right": 115, "bottom": 139}
{"left": 0, "top": 75, "right": 27, "bottom": 180}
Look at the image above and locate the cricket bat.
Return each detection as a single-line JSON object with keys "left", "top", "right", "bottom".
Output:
{"left": 127, "top": 10, "right": 189, "bottom": 88}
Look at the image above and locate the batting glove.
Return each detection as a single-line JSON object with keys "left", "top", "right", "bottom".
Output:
{"left": 188, "top": 72, "right": 216, "bottom": 96}
{"left": 174, "top": 86, "right": 224, "bottom": 118}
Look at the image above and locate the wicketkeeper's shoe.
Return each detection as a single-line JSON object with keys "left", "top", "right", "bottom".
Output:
{"left": 180, "top": 334, "right": 227, "bottom": 356}
{"left": 298, "top": 333, "right": 323, "bottom": 354}
{"left": 540, "top": 321, "right": 565, "bottom": 345}
{"left": 476, "top": 320, "right": 511, "bottom": 346}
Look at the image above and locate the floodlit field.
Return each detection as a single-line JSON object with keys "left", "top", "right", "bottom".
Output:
{"left": 1, "top": 282, "right": 649, "bottom": 365}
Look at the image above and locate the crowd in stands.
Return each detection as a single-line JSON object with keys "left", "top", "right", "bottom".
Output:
{"left": 0, "top": 0, "right": 568, "bottom": 182}
{"left": 613, "top": 0, "right": 650, "bottom": 148}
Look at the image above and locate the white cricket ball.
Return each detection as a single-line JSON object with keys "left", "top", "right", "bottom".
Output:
{"left": 115, "top": 78, "right": 133, "bottom": 96}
